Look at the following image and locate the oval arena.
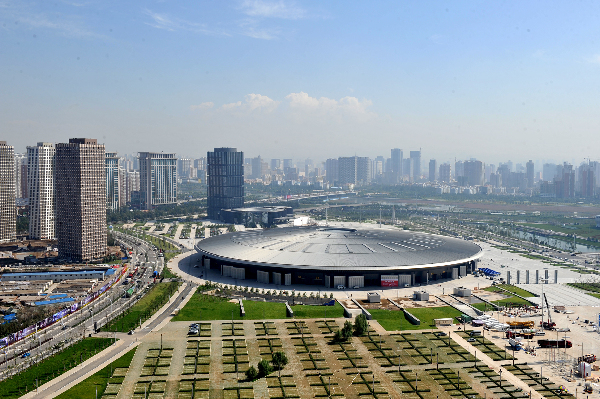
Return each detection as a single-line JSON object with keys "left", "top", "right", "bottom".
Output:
{"left": 195, "top": 225, "right": 483, "bottom": 288}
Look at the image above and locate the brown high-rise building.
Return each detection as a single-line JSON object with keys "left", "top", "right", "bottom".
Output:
{"left": 55, "top": 138, "right": 107, "bottom": 262}
{"left": 0, "top": 142, "right": 16, "bottom": 243}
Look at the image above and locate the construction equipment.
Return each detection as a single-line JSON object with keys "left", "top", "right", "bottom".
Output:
{"left": 507, "top": 321, "right": 535, "bottom": 329}
{"left": 578, "top": 354, "right": 597, "bottom": 364}
{"left": 538, "top": 339, "right": 572, "bottom": 348}
{"left": 542, "top": 293, "right": 556, "bottom": 330}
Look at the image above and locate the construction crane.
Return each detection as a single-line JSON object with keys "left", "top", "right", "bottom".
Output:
{"left": 542, "top": 293, "right": 556, "bottom": 330}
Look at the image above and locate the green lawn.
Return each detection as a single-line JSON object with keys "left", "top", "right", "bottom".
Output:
{"left": 172, "top": 290, "right": 344, "bottom": 321}
{"left": 371, "top": 306, "right": 462, "bottom": 331}
{"left": 160, "top": 265, "right": 178, "bottom": 279}
{"left": 55, "top": 345, "right": 137, "bottom": 399}
{"left": 488, "top": 284, "right": 535, "bottom": 298}
{"left": 102, "top": 281, "right": 180, "bottom": 332}
{"left": 291, "top": 302, "right": 345, "bottom": 319}
{"left": 243, "top": 300, "right": 287, "bottom": 319}
{"left": 172, "top": 293, "right": 242, "bottom": 321}
{"left": 0, "top": 338, "right": 114, "bottom": 399}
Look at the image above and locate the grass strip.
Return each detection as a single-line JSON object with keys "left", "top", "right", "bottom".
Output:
{"left": 102, "top": 281, "right": 180, "bottom": 332}
{"left": 0, "top": 337, "right": 113, "bottom": 399}
{"left": 55, "top": 344, "right": 137, "bottom": 399}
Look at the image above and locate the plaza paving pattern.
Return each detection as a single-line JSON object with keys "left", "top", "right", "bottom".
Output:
{"left": 109, "top": 319, "right": 567, "bottom": 399}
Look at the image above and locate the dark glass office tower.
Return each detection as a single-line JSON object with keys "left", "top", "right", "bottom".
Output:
{"left": 207, "top": 148, "right": 244, "bottom": 221}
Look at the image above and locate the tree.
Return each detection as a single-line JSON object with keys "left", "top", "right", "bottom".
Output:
{"left": 258, "top": 359, "right": 272, "bottom": 377}
{"left": 354, "top": 314, "right": 368, "bottom": 336}
{"left": 245, "top": 366, "right": 258, "bottom": 381}
{"left": 342, "top": 321, "right": 353, "bottom": 339}
{"left": 271, "top": 351, "right": 288, "bottom": 370}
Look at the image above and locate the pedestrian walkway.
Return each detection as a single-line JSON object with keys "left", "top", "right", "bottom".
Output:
{"left": 518, "top": 283, "right": 600, "bottom": 306}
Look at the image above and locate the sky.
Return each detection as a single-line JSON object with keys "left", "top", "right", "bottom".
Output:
{"left": 2, "top": 0, "right": 600, "bottom": 165}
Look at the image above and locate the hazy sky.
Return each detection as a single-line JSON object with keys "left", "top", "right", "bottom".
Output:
{"left": 2, "top": 1, "right": 600, "bottom": 165}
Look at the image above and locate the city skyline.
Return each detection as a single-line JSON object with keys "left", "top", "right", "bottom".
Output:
{"left": 2, "top": 1, "right": 600, "bottom": 163}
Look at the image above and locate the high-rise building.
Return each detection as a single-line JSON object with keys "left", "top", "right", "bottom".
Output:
{"left": 338, "top": 156, "right": 371, "bottom": 186}
{"left": 580, "top": 163, "right": 596, "bottom": 198}
{"left": 55, "top": 138, "right": 106, "bottom": 261}
{"left": 463, "top": 160, "right": 484, "bottom": 186}
{"left": 105, "top": 152, "right": 120, "bottom": 211}
{"left": 14, "top": 153, "right": 28, "bottom": 199}
{"left": 325, "top": 158, "right": 339, "bottom": 184}
{"left": 554, "top": 163, "right": 575, "bottom": 198}
{"left": 542, "top": 163, "right": 557, "bottom": 181}
{"left": 126, "top": 170, "right": 140, "bottom": 204}
{"left": 428, "top": 159, "right": 436, "bottom": 182}
{"left": 118, "top": 166, "right": 127, "bottom": 207}
{"left": 27, "top": 142, "right": 56, "bottom": 240}
{"left": 178, "top": 158, "right": 192, "bottom": 178}
{"left": 283, "top": 159, "right": 293, "bottom": 169}
{"left": 0, "top": 142, "right": 16, "bottom": 243}
{"left": 138, "top": 152, "right": 177, "bottom": 210}
{"left": 270, "top": 159, "right": 281, "bottom": 171}
{"left": 390, "top": 148, "right": 403, "bottom": 178}
{"left": 526, "top": 160, "right": 534, "bottom": 188}
{"left": 439, "top": 163, "right": 451, "bottom": 183}
{"left": 250, "top": 156, "right": 268, "bottom": 179}
{"left": 409, "top": 150, "right": 421, "bottom": 181}
{"left": 207, "top": 148, "right": 244, "bottom": 221}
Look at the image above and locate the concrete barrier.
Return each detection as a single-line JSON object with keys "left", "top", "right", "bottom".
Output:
{"left": 351, "top": 299, "right": 372, "bottom": 320}
{"left": 285, "top": 301, "right": 294, "bottom": 317}
{"left": 401, "top": 308, "right": 420, "bottom": 325}
{"left": 239, "top": 298, "right": 245, "bottom": 317}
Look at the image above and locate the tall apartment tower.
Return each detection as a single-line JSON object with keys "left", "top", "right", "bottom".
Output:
{"left": 138, "top": 152, "right": 177, "bottom": 210}
{"left": 428, "top": 159, "right": 437, "bottom": 182}
{"left": 126, "top": 170, "right": 140, "bottom": 204}
{"left": 207, "top": 148, "right": 244, "bottom": 221}
{"left": 55, "top": 138, "right": 107, "bottom": 261}
{"left": 439, "top": 163, "right": 451, "bottom": 183}
{"left": 338, "top": 156, "right": 371, "bottom": 186}
{"left": 0, "top": 142, "right": 16, "bottom": 243}
{"left": 390, "top": 148, "right": 403, "bottom": 182}
{"left": 105, "top": 152, "right": 120, "bottom": 211}
{"left": 526, "top": 160, "right": 534, "bottom": 188}
{"left": 14, "top": 153, "right": 28, "bottom": 199}
{"left": 409, "top": 150, "right": 421, "bottom": 182}
{"left": 27, "top": 143, "right": 56, "bottom": 240}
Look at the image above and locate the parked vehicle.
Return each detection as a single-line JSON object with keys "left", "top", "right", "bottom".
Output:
{"left": 538, "top": 339, "right": 572, "bottom": 348}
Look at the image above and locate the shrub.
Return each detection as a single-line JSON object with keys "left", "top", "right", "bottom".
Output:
{"left": 342, "top": 321, "right": 353, "bottom": 339}
{"left": 258, "top": 359, "right": 272, "bottom": 377}
{"left": 354, "top": 314, "right": 368, "bottom": 336}
{"left": 245, "top": 366, "right": 258, "bottom": 381}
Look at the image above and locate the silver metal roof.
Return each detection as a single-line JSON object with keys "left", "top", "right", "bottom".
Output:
{"left": 196, "top": 226, "right": 483, "bottom": 272}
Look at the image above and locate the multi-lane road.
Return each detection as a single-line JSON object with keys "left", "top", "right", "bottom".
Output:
{"left": 0, "top": 231, "right": 164, "bottom": 381}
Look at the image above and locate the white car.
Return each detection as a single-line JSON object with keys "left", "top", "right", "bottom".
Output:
{"left": 337, "top": 285, "right": 345, "bottom": 290}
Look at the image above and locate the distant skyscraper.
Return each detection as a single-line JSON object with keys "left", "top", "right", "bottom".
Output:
{"left": 526, "top": 160, "right": 534, "bottom": 188}
{"left": 439, "top": 163, "right": 451, "bottom": 183}
{"left": 410, "top": 150, "right": 421, "bottom": 181}
{"left": 126, "top": 170, "right": 140, "bottom": 204}
{"left": 543, "top": 163, "right": 557, "bottom": 182}
{"left": 463, "top": 160, "right": 484, "bottom": 186}
{"left": 325, "top": 158, "right": 339, "bottom": 184}
{"left": 390, "top": 148, "right": 403, "bottom": 182}
{"left": 105, "top": 152, "right": 120, "bottom": 211}
{"left": 14, "top": 153, "right": 27, "bottom": 200}
{"left": 338, "top": 156, "right": 371, "bottom": 186}
{"left": 55, "top": 138, "right": 106, "bottom": 261}
{"left": 428, "top": 159, "right": 436, "bottom": 182}
{"left": 27, "top": 142, "right": 56, "bottom": 240}
{"left": 283, "top": 159, "right": 293, "bottom": 169}
{"left": 178, "top": 158, "right": 192, "bottom": 178}
{"left": 251, "top": 156, "right": 268, "bottom": 179}
{"left": 580, "top": 163, "right": 596, "bottom": 198}
{"left": 0, "top": 142, "right": 16, "bottom": 243}
{"left": 270, "top": 159, "right": 281, "bottom": 171}
{"left": 138, "top": 152, "right": 177, "bottom": 210}
{"left": 207, "top": 147, "right": 244, "bottom": 220}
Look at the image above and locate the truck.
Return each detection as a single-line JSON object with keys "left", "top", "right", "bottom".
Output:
{"left": 537, "top": 339, "right": 572, "bottom": 348}
{"left": 125, "top": 287, "right": 135, "bottom": 298}
{"left": 578, "top": 354, "right": 597, "bottom": 364}
{"left": 508, "top": 338, "right": 522, "bottom": 349}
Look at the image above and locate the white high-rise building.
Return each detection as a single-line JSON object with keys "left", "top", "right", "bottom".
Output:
{"left": 27, "top": 142, "right": 56, "bottom": 240}
{"left": 105, "top": 152, "right": 120, "bottom": 211}
{"left": 0, "top": 142, "right": 16, "bottom": 243}
{"left": 138, "top": 152, "right": 177, "bottom": 210}
{"left": 126, "top": 170, "right": 140, "bottom": 204}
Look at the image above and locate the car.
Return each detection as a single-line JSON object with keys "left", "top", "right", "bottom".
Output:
{"left": 404, "top": 284, "right": 410, "bottom": 288}
{"left": 352, "top": 286, "right": 360, "bottom": 289}
{"left": 128, "top": 330, "right": 135, "bottom": 335}
{"left": 467, "top": 338, "right": 476, "bottom": 342}
{"left": 435, "top": 332, "right": 447, "bottom": 337}
{"left": 21, "top": 353, "right": 30, "bottom": 358}
{"left": 62, "top": 325, "right": 69, "bottom": 330}
{"left": 337, "top": 285, "right": 345, "bottom": 290}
